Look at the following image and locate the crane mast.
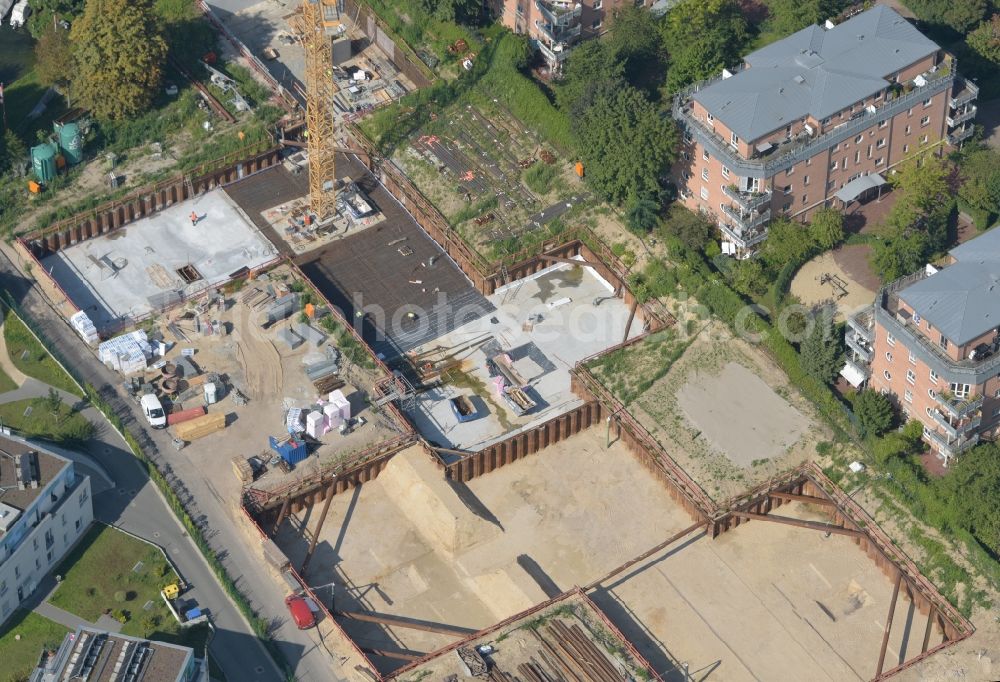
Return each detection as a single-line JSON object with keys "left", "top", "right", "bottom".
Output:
{"left": 298, "top": 0, "right": 338, "bottom": 221}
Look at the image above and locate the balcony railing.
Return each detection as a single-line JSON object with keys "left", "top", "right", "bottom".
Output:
{"left": 847, "top": 306, "right": 874, "bottom": 343}
{"left": 948, "top": 126, "right": 974, "bottom": 145}
{"left": 933, "top": 391, "right": 984, "bottom": 419}
{"left": 673, "top": 63, "right": 956, "bottom": 177}
{"left": 722, "top": 184, "right": 771, "bottom": 212}
{"left": 926, "top": 428, "right": 979, "bottom": 457}
{"left": 950, "top": 78, "right": 979, "bottom": 108}
{"left": 845, "top": 333, "right": 874, "bottom": 363}
{"left": 719, "top": 222, "right": 768, "bottom": 248}
{"left": 930, "top": 408, "right": 981, "bottom": 439}
{"left": 534, "top": 19, "right": 581, "bottom": 43}
{"left": 534, "top": 0, "right": 581, "bottom": 26}
{"left": 536, "top": 39, "right": 571, "bottom": 63}
{"left": 720, "top": 204, "right": 770, "bottom": 230}
{"left": 947, "top": 106, "right": 977, "bottom": 127}
{"left": 844, "top": 357, "right": 870, "bottom": 381}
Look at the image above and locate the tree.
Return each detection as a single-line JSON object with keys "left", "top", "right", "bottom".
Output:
{"left": 661, "top": 0, "right": 749, "bottom": 93}
{"left": 26, "top": 0, "right": 83, "bottom": 39}
{"left": 730, "top": 258, "right": 767, "bottom": 296}
{"left": 572, "top": 83, "right": 678, "bottom": 205}
{"left": 606, "top": 6, "right": 667, "bottom": 91}
{"left": 558, "top": 41, "right": 626, "bottom": 113}
{"left": 418, "top": 0, "right": 482, "bottom": 24}
{"left": 854, "top": 389, "right": 894, "bottom": 436}
{"left": 0, "top": 130, "right": 29, "bottom": 174}
{"left": 626, "top": 197, "right": 660, "bottom": 234}
{"left": 808, "top": 207, "right": 845, "bottom": 250}
{"left": 658, "top": 205, "right": 713, "bottom": 251}
{"left": 870, "top": 230, "right": 929, "bottom": 281}
{"left": 761, "top": 0, "right": 848, "bottom": 41}
{"left": 799, "top": 312, "right": 841, "bottom": 385}
{"left": 933, "top": 442, "right": 1000, "bottom": 555}
{"left": 906, "top": 0, "right": 988, "bottom": 32}
{"left": 760, "top": 218, "right": 814, "bottom": 271}
{"left": 871, "top": 420, "right": 924, "bottom": 464}
{"left": 890, "top": 153, "right": 950, "bottom": 216}
{"left": 34, "top": 27, "right": 75, "bottom": 92}
{"left": 958, "top": 148, "right": 1000, "bottom": 218}
{"left": 968, "top": 14, "right": 1000, "bottom": 64}
{"left": 70, "top": 0, "right": 168, "bottom": 120}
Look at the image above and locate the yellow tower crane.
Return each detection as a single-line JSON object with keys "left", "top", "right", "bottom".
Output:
{"left": 296, "top": 0, "right": 339, "bottom": 222}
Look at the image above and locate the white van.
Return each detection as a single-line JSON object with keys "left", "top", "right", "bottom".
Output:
{"left": 9, "top": 1, "right": 30, "bottom": 29}
{"left": 140, "top": 393, "right": 167, "bottom": 429}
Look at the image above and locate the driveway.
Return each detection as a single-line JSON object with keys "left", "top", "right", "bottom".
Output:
{"left": 0, "top": 251, "right": 325, "bottom": 681}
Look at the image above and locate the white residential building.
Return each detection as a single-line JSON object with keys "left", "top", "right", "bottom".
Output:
{"left": 0, "top": 433, "right": 93, "bottom": 626}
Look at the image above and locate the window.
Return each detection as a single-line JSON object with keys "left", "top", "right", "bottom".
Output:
{"left": 0, "top": 580, "right": 5, "bottom": 597}
{"left": 707, "top": 113, "right": 714, "bottom": 123}
{"left": 822, "top": 117, "right": 831, "bottom": 125}
{"left": 886, "top": 351, "right": 893, "bottom": 363}
{"left": 830, "top": 160, "right": 839, "bottom": 170}
{"left": 855, "top": 151, "right": 861, "bottom": 164}
{"left": 784, "top": 185, "right": 793, "bottom": 195}
{"left": 921, "top": 134, "right": 930, "bottom": 144}
{"left": 903, "top": 144, "right": 909, "bottom": 153}
{"left": 594, "top": 0, "right": 602, "bottom": 7}
{"left": 939, "top": 335, "right": 949, "bottom": 351}
{"left": 701, "top": 168, "right": 709, "bottom": 181}
{"left": 886, "top": 331, "right": 896, "bottom": 346}
{"left": 730, "top": 132, "right": 739, "bottom": 148}
{"left": 950, "top": 383, "right": 970, "bottom": 398}
{"left": 787, "top": 165, "right": 795, "bottom": 176}
{"left": 994, "top": 406, "right": 1000, "bottom": 417}
{"left": 834, "top": 143, "right": 840, "bottom": 152}
{"left": 994, "top": 388, "right": 1000, "bottom": 398}
{"left": 592, "top": 19, "right": 602, "bottom": 29}
{"left": 14, "top": 566, "right": 19, "bottom": 579}
{"left": 884, "top": 370, "right": 892, "bottom": 381}
{"left": 703, "top": 149, "right": 710, "bottom": 161}
{"left": 700, "top": 186, "right": 709, "bottom": 200}
{"left": 904, "top": 389, "right": 913, "bottom": 404}
{"left": 878, "top": 120, "right": 889, "bottom": 128}
{"left": 867, "top": 144, "right": 873, "bottom": 159}
{"left": 802, "top": 194, "right": 808, "bottom": 204}
{"left": 907, "top": 107, "right": 914, "bottom": 117}
{"left": 905, "top": 125, "right": 911, "bottom": 135}
{"left": 78, "top": 490, "right": 88, "bottom": 507}
{"left": 928, "top": 388, "right": 937, "bottom": 399}
{"left": 722, "top": 166, "right": 730, "bottom": 179}
{"left": 74, "top": 519, "right": 81, "bottom": 531}
{"left": 909, "top": 351, "right": 916, "bottom": 364}
{"left": 923, "top": 97, "right": 932, "bottom": 107}
{"left": 877, "top": 138, "right": 886, "bottom": 149}
{"left": 920, "top": 116, "right": 931, "bottom": 127}
{"left": 875, "top": 157, "right": 884, "bottom": 166}
{"left": 782, "top": 202, "right": 792, "bottom": 212}
{"left": 803, "top": 175, "right": 810, "bottom": 186}
{"left": 929, "top": 369, "right": 938, "bottom": 383}
{"left": 906, "top": 369, "right": 916, "bottom": 385}
{"left": 926, "top": 406, "right": 935, "bottom": 417}
{"left": 806, "top": 157, "right": 812, "bottom": 166}
{"left": 855, "top": 135, "right": 863, "bottom": 144}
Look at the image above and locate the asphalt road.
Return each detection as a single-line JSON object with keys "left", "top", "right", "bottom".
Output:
{"left": 0, "top": 250, "right": 335, "bottom": 681}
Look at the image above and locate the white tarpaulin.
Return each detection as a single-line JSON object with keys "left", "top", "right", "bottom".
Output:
{"left": 840, "top": 361, "right": 866, "bottom": 388}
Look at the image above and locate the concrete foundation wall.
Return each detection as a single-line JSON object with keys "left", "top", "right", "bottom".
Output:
{"left": 340, "top": 0, "right": 436, "bottom": 89}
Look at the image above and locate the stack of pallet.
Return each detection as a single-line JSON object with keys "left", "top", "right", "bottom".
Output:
{"left": 173, "top": 412, "right": 226, "bottom": 441}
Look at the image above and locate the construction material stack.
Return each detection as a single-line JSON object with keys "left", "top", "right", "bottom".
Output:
{"left": 174, "top": 412, "right": 226, "bottom": 441}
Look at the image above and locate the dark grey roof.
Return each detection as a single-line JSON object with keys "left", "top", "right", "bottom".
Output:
{"left": 693, "top": 5, "right": 940, "bottom": 142}
{"left": 899, "top": 227, "right": 1000, "bottom": 347}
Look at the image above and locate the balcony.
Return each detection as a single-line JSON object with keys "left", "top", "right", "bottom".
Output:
{"left": 534, "top": 19, "right": 581, "bottom": 43}
{"left": 932, "top": 390, "right": 984, "bottom": 419}
{"left": 844, "top": 356, "right": 870, "bottom": 381}
{"left": 926, "top": 427, "right": 979, "bottom": 457}
{"left": 845, "top": 332, "right": 874, "bottom": 363}
{"left": 722, "top": 184, "right": 771, "bottom": 212}
{"left": 950, "top": 78, "right": 979, "bottom": 108}
{"left": 930, "top": 408, "right": 981, "bottom": 439}
{"left": 947, "top": 105, "right": 977, "bottom": 128}
{"left": 536, "top": 39, "right": 571, "bottom": 63}
{"left": 673, "top": 61, "right": 956, "bottom": 178}
{"left": 719, "top": 222, "right": 768, "bottom": 249}
{"left": 534, "top": 0, "right": 581, "bottom": 26}
{"left": 847, "top": 306, "right": 874, "bottom": 344}
{"left": 720, "top": 204, "right": 770, "bottom": 231}
{"left": 948, "top": 126, "right": 974, "bottom": 145}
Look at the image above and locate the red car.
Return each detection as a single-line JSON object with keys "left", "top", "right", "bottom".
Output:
{"left": 285, "top": 594, "right": 316, "bottom": 629}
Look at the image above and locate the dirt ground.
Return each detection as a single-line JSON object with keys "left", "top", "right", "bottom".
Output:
{"left": 273, "top": 426, "right": 926, "bottom": 682}
{"left": 627, "top": 319, "right": 834, "bottom": 502}
{"left": 791, "top": 248, "right": 879, "bottom": 321}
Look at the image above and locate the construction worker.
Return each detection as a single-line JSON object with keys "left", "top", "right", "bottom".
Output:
{"left": 190, "top": 211, "right": 198, "bottom": 226}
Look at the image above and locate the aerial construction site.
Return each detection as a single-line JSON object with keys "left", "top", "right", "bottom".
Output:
{"left": 7, "top": 1, "right": 990, "bottom": 681}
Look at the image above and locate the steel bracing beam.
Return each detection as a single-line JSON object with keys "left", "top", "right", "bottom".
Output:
{"left": 585, "top": 521, "right": 706, "bottom": 590}
{"left": 537, "top": 253, "right": 597, "bottom": 268}
{"left": 271, "top": 498, "right": 290, "bottom": 535}
{"left": 876, "top": 571, "right": 903, "bottom": 678}
{"left": 768, "top": 491, "right": 836, "bottom": 507}
{"left": 622, "top": 298, "right": 639, "bottom": 345}
{"left": 921, "top": 607, "right": 937, "bottom": 653}
{"left": 732, "top": 511, "right": 863, "bottom": 538}
{"left": 300, "top": 478, "right": 337, "bottom": 574}
{"left": 338, "top": 610, "right": 477, "bottom": 636}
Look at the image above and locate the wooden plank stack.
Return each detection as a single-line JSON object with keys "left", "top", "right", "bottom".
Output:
{"left": 173, "top": 412, "right": 226, "bottom": 441}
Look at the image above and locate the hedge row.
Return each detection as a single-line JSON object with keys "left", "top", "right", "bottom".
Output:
{"left": 1, "top": 295, "right": 290, "bottom": 678}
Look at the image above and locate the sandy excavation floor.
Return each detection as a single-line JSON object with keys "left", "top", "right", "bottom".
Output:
{"left": 791, "top": 250, "right": 878, "bottom": 321}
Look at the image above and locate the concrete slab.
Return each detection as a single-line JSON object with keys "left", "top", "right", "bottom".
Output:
{"left": 404, "top": 260, "right": 638, "bottom": 450}
{"left": 43, "top": 190, "right": 278, "bottom": 331}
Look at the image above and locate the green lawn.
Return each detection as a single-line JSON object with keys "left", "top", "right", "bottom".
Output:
{"left": 49, "top": 525, "right": 180, "bottom": 639}
{"left": 0, "top": 398, "right": 95, "bottom": 444}
{"left": 0, "top": 365, "right": 17, "bottom": 394}
{"left": 3, "top": 309, "right": 82, "bottom": 397}
{"left": 0, "top": 610, "right": 70, "bottom": 682}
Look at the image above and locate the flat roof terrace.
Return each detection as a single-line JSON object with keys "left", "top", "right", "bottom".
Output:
{"left": 41, "top": 189, "right": 278, "bottom": 331}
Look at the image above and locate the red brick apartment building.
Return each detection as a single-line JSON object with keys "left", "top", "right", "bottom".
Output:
{"left": 845, "top": 229, "right": 1000, "bottom": 465}
{"left": 671, "top": 5, "right": 978, "bottom": 255}
{"left": 493, "top": 0, "right": 654, "bottom": 72}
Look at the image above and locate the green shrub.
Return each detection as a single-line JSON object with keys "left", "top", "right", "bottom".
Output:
{"left": 523, "top": 163, "right": 558, "bottom": 195}
{"left": 113, "top": 591, "right": 127, "bottom": 603}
